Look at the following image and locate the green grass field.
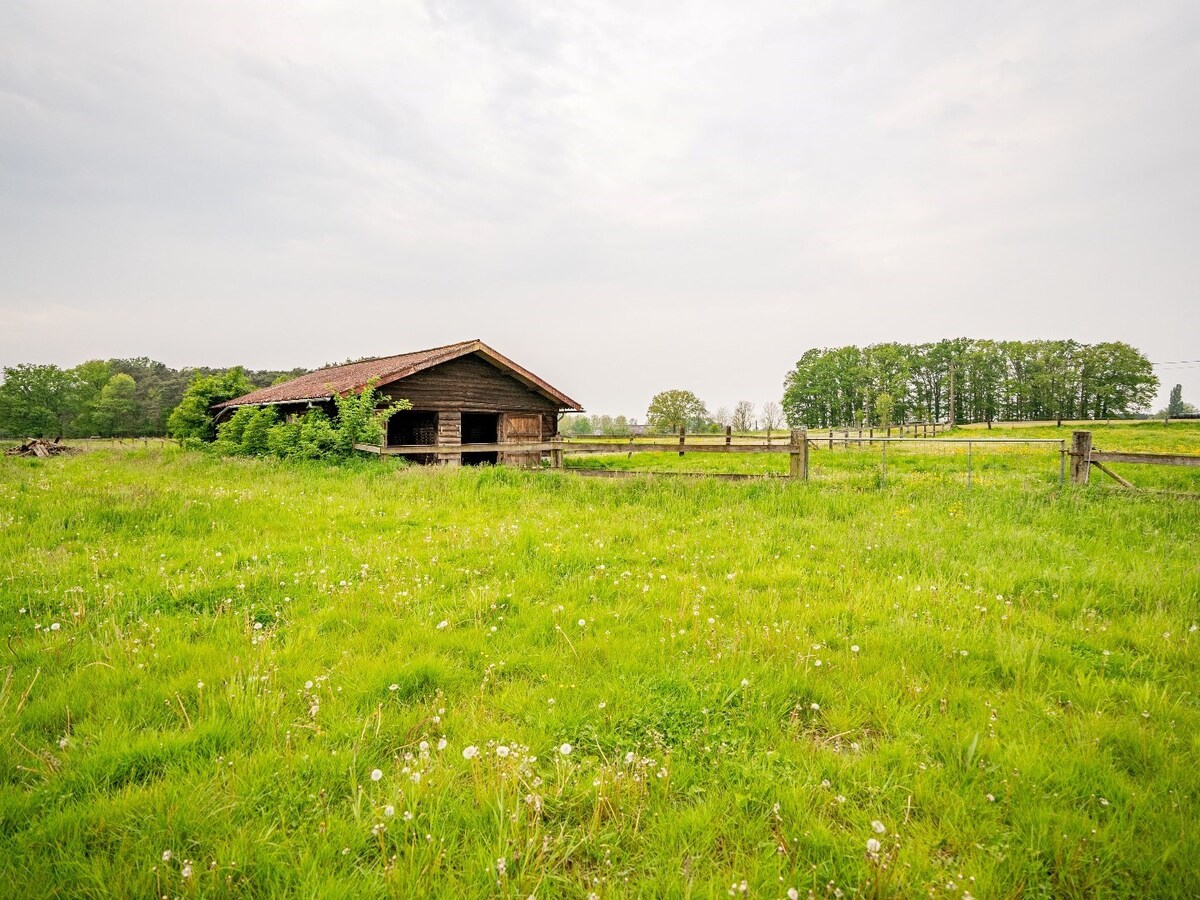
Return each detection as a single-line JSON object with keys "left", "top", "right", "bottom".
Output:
{"left": 2, "top": 440, "right": 1199, "bottom": 897}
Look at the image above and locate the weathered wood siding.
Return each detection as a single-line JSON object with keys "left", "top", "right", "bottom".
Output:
{"left": 380, "top": 354, "right": 560, "bottom": 413}
{"left": 500, "top": 413, "right": 544, "bottom": 467}
{"left": 437, "top": 411, "right": 461, "bottom": 467}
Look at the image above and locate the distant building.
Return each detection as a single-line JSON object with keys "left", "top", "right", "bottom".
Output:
{"left": 215, "top": 339, "right": 582, "bottom": 465}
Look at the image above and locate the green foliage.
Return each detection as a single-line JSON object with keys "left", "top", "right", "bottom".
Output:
{"left": 561, "top": 414, "right": 592, "bottom": 436}
{"left": 214, "top": 406, "right": 279, "bottom": 456}
{"left": 564, "top": 414, "right": 634, "bottom": 436}
{"left": 1164, "top": 384, "right": 1196, "bottom": 418}
{"left": 0, "top": 364, "right": 77, "bottom": 437}
{"left": 68, "top": 360, "right": 115, "bottom": 434}
{"left": 1, "top": 449, "right": 1198, "bottom": 896}
{"left": 167, "top": 368, "right": 255, "bottom": 442}
{"left": 210, "top": 381, "right": 407, "bottom": 462}
{"left": 91, "top": 373, "right": 138, "bottom": 437}
{"left": 783, "top": 339, "right": 1159, "bottom": 427}
{"left": 331, "top": 379, "right": 407, "bottom": 453}
{"left": 0, "top": 357, "right": 308, "bottom": 439}
{"left": 646, "top": 389, "right": 709, "bottom": 433}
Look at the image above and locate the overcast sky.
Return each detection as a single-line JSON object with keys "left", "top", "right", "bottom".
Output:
{"left": 2, "top": 0, "right": 1198, "bottom": 416}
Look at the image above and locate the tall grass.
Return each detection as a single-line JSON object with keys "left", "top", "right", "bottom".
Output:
{"left": 1, "top": 448, "right": 1198, "bottom": 897}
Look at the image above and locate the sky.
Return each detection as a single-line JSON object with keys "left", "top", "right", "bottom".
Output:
{"left": 2, "top": 0, "right": 1198, "bottom": 417}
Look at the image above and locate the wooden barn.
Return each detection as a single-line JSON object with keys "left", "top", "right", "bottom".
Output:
{"left": 215, "top": 339, "right": 582, "bottom": 465}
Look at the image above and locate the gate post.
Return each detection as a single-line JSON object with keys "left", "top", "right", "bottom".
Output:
{"left": 1070, "top": 431, "right": 1092, "bottom": 484}
{"left": 790, "top": 428, "right": 809, "bottom": 480}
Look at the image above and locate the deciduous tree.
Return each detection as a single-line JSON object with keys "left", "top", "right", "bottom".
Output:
{"left": 732, "top": 401, "right": 754, "bottom": 432}
{"left": 646, "top": 390, "right": 708, "bottom": 433}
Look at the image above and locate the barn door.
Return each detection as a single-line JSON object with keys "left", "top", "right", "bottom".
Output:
{"left": 500, "top": 414, "right": 543, "bottom": 467}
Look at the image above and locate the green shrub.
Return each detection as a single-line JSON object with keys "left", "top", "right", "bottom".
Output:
{"left": 210, "top": 381, "right": 405, "bottom": 462}
{"left": 167, "top": 368, "right": 254, "bottom": 442}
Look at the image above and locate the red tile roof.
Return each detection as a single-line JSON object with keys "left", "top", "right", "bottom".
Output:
{"left": 215, "top": 339, "right": 582, "bottom": 411}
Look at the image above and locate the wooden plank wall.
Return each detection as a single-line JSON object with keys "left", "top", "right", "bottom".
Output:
{"left": 500, "top": 413, "right": 543, "bottom": 467}
{"left": 437, "top": 411, "right": 461, "bottom": 467}
{"left": 380, "top": 355, "right": 561, "bottom": 413}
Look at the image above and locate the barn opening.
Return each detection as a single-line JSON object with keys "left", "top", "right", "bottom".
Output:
{"left": 388, "top": 410, "right": 437, "bottom": 464}
{"left": 461, "top": 412, "right": 499, "bottom": 466}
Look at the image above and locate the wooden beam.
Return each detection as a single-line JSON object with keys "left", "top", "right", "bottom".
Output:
{"left": 1090, "top": 460, "right": 1136, "bottom": 489}
{"left": 1089, "top": 450, "right": 1200, "bottom": 467}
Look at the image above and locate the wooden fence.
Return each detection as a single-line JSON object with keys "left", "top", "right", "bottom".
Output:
{"left": 358, "top": 426, "right": 1070, "bottom": 484}
{"left": 1068, "top": 431, "right": 1200, "bottom": 489}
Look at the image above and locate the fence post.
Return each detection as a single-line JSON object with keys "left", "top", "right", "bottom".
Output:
{"left": 725, "top": 425, "right": 732, "bottom": 451}
{"left": 1070, "top": 431, "right": 1092, "bottom": 484}
{"left": 966, "top": 441, "right": 972, "bottom": 487}
{"left": 551, "top": 441, "right": 564, "bottom": 469}
{"left": 790, "top": 428, "right": 809, "bottom": 480}
{"left": 881, "top": 441, "right": 887, "bottom": 487}
{"left": 679, "top": 426, "right": 686, "bottom": 457}
{"left": 828, "top": 430, "right": 833, "bottom": 450}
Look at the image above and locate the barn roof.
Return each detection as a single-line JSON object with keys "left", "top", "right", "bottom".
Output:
{"left": 215, "top": 339, "right": 583, "bottom": 411}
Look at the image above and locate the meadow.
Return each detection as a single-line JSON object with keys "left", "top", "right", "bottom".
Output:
{"left": 1, "top": 440, "right": 1198, "bottom": 898}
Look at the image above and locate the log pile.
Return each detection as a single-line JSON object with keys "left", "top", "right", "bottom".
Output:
{"left": 4, "top": 438, "right": 81, "bottom": 458}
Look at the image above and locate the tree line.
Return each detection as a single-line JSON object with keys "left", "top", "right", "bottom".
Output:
{"left": 1, "top": 338, "right": 1164, "bottom": 441}
{"left": 781, "top": 339, "right": 1158, "bottom": 428}
{"left": 562, "top": 396, "right": 786, "bottom": 436}
{"left": 0, "top": 359, "right": 308, "bottom": 438}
